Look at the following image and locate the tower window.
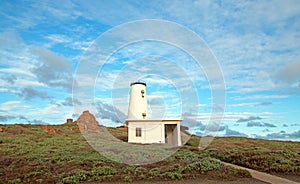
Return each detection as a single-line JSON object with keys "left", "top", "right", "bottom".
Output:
{"left": 142, "top": 112, "right": 146, "bottom": 119}
{"left": 136, "top": 128, "right": 142, "bottom": 137}
{"left": 141, "top": 90, "right": 145, "bottom": 98}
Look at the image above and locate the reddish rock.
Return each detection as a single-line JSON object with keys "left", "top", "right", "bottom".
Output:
{"left": 76, "top": 111, "right": 100, "bottom": 133}
{"left": 42, "top": 125, "right": 57, "bottom": 134}
{"left": 0, "top": 127, "right": 5, "bottom": 132}
{"left": 66, "top": 118, "right": 73, "bottom": 124}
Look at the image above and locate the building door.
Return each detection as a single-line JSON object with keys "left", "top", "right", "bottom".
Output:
{"left": 164, "top": 124, "right": 178, "bottom": 146}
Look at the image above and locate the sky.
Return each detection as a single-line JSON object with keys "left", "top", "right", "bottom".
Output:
{"left": 0, "top": 0, "right": 300, "bottom": 141}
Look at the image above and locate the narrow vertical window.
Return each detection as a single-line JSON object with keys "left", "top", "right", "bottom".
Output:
{"left": 142, "top": 112, "right": 146, "bottom": 119}
{"left": 141, "top": 90, "right": 145, "bottom": 98}
{"left": 136, "top": 127, "right": 142, "bottom": 137}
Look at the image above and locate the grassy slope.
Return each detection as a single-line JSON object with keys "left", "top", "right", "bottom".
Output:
{"left": 187, "top": 136, "right": 300, "bottom": 174}
{"left": 0, "top": 124, "right": 299, "bottom": 184}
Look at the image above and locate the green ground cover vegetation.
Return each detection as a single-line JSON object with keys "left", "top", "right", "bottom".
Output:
{"left": 0, "top": 124, "right": 298, "bottom": 183}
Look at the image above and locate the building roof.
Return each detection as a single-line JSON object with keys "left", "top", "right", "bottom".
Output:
{"left": 125, "top": 119, "right": 182, "bottom": 122}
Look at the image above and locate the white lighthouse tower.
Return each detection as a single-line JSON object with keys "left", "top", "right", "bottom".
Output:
{"left": 126, "top": 81, "right": 182, "bottom": 146}
{"left": 128, "top": 82, "right": 148, "bottom": 120}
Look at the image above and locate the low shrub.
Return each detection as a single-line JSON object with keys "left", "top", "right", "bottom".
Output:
{"left": 164, "top": 171, "right": 182, "bottom": 180}
{"left": 10, "top": 178, "right": 22, "bottom": 184}
{"left": 185, "top": 157, "right": 221, "bottom": 173}
{"left": 124, "top": 175, "right": 132, "bottom": 182}
{"left": 176, "top": 150, "right": 200, "bottom": 163}
{"left": 91, "top": 166, "right": 117, "bottom": 176}
{"left": 226, "top": 166, "right": 251, "bottom": 177}
{"left": 149, "top": 167, "right": 161, "bottom": 177}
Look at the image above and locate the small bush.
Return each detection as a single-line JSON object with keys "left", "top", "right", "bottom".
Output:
{"left": 176, "top": 150, "right": 200, "bottom": 163}
{"left": 10, "top": 178, "right": 22, "bottom": 184}
{"left": 185, "top": 157, "right": 221, "bottom": 173}
{"left": 62, "top": 169, "right": 89, "bottom": 184}
{"left": 200, "top": 157, "right": 222, "bottom": 172}
{"left": 124, "top": 165, "right": 146, "bottom": 175}
{"left": 124, "top": 175, "right": 132, "bottom": 182}
{"left": 61, "top": 176, "right": 80, "bottom": 184}
{"left": 169, "top": 164, "right": 185, "bottom": 173}
{"left": 139, "top": 174, "right": 146, "bottom": 180}
{"left": 149, "top": 167, "right": 161, "bottom": 177}
{"left": 91, "top": 166, "right": 117, "bottom": 176}
{"left": 36, "top": 179, "right": 43, "bottom": 183}
{"left": 226, "top": 166, "right": 251, "bottom": 177}
{"left": 164, "top": 171, "right": 182, "bottom": 180}
{"left": 25, "top": 166, "right": 51, "bottom": 178}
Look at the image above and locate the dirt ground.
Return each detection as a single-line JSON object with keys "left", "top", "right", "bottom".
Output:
{"left": 274, "top": 174, "right": 300, "bottom": 183}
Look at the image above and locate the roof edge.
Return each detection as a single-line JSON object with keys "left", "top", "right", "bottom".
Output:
{"left": 125, "top": 119, "right": 182, "bottom": 122}
{"left": 130, "top": 82, "right": 146, "bottom": 86}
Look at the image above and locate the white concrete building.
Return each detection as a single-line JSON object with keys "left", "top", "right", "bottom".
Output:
{"left": 126, "top": 82, "right": 182, "bottom": 146}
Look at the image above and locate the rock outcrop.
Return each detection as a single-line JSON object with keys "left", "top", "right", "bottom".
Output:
{"left": 42, "top": 125, "right": 57, "bottom": 134}
{"left": 76, "top": 110, "right": 100, "bottom": 133}
{"left": 66, "top": 118, "right": 74, "bottom": 124}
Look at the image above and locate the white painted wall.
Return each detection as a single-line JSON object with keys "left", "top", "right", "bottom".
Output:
{"left": 127, "top": 120, "right": 181, "bottom": 146}
{"left": 144, "top": 122, "right": 163, "bottom": 143}
{"left": 128, "top": 82, "right": 148, "bottom": 119}
{"left": 128, "top": 121, "right": 162, "bottom": 144}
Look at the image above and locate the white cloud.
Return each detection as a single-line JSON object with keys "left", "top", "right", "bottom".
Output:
{"left": 183, "top": 111, "right": 274, "bottom": 124}
{"left": 232, "top": 94, "right": 289, "bottom": 101}
{"left": 14, "top": 79, "right": 45, "bottom": 87}
{"left": 228, "top": 102, "right": 273, "bottom": 107}
{"left": 69, "top": 40, "right": 93, "bottom": 51}
{"left": 0, "top": 30, "right": 26, "bottom": 49}
{"left": 274, "top": 60, "right": 300, "bottom": 93}
{"left": 45, "top": 34, "right": 72, "bottom": 44}
{"left": 0, "top": 68, "right": 35, "bottom": 77}
{"left": 0, "top": 88, "right": 16, "bottom": 93}
{"left": 0, "top": 101, "right": 20, "bottom": 111}
{"left": 30, "top": 47, "right": 73, "bottom": 90}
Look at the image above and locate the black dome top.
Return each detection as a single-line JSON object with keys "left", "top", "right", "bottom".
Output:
{"left": 130, "top": 82, "right": 146, "bottom": 86}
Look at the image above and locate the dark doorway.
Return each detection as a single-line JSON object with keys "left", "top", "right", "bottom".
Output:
{"left": 164, "top": 124, "right": 179, "bottom": 146}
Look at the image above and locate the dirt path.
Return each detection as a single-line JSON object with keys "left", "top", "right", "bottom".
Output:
{"left": 222, "top": 162, "right": 299, "bottom": 184}
{"left": 99, "top": 178, "right": 267, "bottom": 184}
